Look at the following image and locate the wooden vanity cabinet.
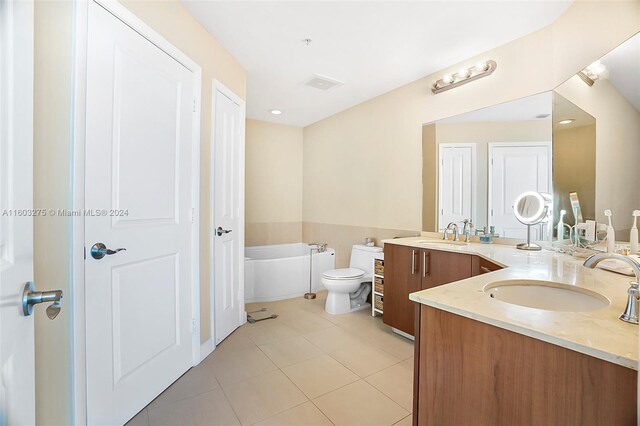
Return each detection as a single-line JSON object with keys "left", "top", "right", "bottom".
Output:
{"left": 382, "top": 244, "right": 422, "bottom": 335}
{"left": 383, "top": 243, "right": 475, "bottom": 335}
{"left": 412, "top": 306, "right": 637, "bottom": 425}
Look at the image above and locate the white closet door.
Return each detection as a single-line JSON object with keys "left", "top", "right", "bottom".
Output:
{"left": 488, "top": 143, "right": 551, "bottom": 239}
{"left": 84, "top": 2, "right": 197, "bottom": 424}
{"left": 439, "top": 144, "right": 475, "bottom": 231}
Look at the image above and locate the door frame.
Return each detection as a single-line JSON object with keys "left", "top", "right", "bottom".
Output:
{"left": 487, "top": 141, "right": 552, "bottom": 230}
{"left": 437, "top": 143, "right": 477, "bottom": 231}
{"left": 210, "top": 80, "right": 246, "bottom": 351}
{"left": 71, "top": 1, "right": 202, "bottom": 423}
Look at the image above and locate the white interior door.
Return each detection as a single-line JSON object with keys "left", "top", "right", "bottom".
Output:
{"left": 438, "top": 144, "right": 475, "bottom": 231}
{"left": 0, "top": 2, "right": 35, "bottom": 424}
{"left": 213, "top": 83, "right": 245, "bottom": 345}
{"left": 488, "top": 143, "right": 551, "bottom": 239}
{"left": 84, "top": 3, "right": 198, "bottom": 424}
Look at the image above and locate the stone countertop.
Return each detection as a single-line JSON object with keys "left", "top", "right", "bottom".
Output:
{"left": 382, "top": 236, "right": 638, "bottom": 370}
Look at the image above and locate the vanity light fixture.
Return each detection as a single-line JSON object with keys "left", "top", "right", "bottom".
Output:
{"left": 432, "top": 60, "right": 497, "bottom": 94}
{"left": 269, "top": 109, "right": 283, "bottom": 115}
{"left": 558, "top": 119, "right": 575, "bottom": 125}
{"left": 577, "top": 60, "right": 607, "bottom": 86}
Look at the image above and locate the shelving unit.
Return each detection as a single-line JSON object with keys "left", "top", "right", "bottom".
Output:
{"left": 372, "top": 254, "right": 384, "bottom": 317}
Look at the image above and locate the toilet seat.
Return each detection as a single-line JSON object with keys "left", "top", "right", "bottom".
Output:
{"left": 322, "top": 268, "right": 365, "bottom": 280}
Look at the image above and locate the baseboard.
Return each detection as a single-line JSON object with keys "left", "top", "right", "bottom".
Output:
{"left": 200, "top": 338, "right": 215, "bottom": 362}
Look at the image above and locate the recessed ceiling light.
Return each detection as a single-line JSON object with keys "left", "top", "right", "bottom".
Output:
{"left": 558, "top": 119, "right": 575, "bottom": 125}
{"left": 269, "top": 109, "right": 283, "bottom": 115}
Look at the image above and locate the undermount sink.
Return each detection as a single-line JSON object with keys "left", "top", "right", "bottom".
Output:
{"left": 418, "top": 240, "right": 467, "bottom": 246}
{"left": 483, "top": 280, "right": 610, "bottom": 312}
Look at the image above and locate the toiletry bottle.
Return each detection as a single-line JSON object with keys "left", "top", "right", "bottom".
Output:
{"left": 557, "top": 210, "right": 566, "bottom": 242}
{"left": 631, "top": 210, "right": 639, "bottom": 253}
{"left": 605, "top": 210, "right": 615, "bottom": 253}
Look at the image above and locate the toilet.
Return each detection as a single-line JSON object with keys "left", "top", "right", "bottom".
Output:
{"left": 321, "top": 244, "right": 383, "bottom": 315}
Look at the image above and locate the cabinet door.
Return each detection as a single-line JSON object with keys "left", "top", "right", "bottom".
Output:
{"left": 383, "top": 244, "right": 421, "bottom": 335}
{"left": 422, "top": 250, "right": 473, "bottom": 289}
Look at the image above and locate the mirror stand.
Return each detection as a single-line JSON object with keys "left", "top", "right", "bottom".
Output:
{"left": 517, "top": 225, "right": 542, "bottom": 251}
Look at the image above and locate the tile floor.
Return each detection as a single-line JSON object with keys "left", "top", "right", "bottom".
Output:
{"left": 127, "top": 291, "right": 414, "bottom": 426}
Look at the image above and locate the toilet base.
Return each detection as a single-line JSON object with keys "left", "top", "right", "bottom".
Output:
{"left": 325, "top": 283, "right": 372, "bottom": 315}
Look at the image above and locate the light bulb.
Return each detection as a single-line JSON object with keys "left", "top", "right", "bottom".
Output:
{"left": 475, "top": 61, "right": 488, "bottom": 72}
{"left": 456, "top": 68, "right": 470, "bottom": 81}
{"left": 442, "top": 74, "right": 453, "bottom": 84}
{"left": 269, "top": 109, "right": 283, "bottom": 115}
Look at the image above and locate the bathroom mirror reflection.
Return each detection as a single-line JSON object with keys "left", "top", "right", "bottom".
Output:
{"left": 422, "top": 31, "right": 640, "bottom": 243}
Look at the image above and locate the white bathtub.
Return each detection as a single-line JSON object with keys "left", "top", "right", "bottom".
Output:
{"left": 244, "top": 243, "right": 336, "bottom": 303}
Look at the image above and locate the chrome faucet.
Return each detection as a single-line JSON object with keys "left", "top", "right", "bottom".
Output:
{"left": 583, "top": 253, "right": 640, "bottom": 324}
{"left": 461, "top": 219, "right": 473, "bottom": 242}
{"left": 308, "top": 242, "right": 327, "bottom": 253}
{"left": 443, "top": 222, "right": 459, "bottom": 241}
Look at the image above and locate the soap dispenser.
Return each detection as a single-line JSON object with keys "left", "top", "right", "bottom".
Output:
{"left": 631, "top": 210, "right": 639, "bottom": 253}
{"left": 605, "top": 210, "right": 615, "bottom": 253}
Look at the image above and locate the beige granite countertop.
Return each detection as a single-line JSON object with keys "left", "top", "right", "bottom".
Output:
{"left": 382, "top": 236, "right": 639, "bottom": 370}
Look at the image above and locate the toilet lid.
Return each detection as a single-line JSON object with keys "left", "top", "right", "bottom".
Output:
{"left": 322, "top": 268, "right": 365, "bottom": 280}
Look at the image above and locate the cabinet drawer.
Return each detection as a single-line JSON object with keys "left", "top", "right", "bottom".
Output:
{"left": 374, "top": 277, "right": 384, "bottom": 293}
{"left": 374, "top": 259, "right": 384, "bottom": 275}
{"left": 374, "top": 294, "right": 383, "bottom": 311}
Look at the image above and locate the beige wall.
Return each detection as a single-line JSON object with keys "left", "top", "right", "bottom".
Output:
{"left": 303, "top": 1, "right": 639, "bottom": 261}
{"left": 555, "top": 76, "right": 640, "bottom": 238}
{"left": 33, "top": 0, "right": 246, "bottom": 423}
{"left": 245, "top": 119, "right": 303, "bottom": 246}
{"left": 552, "top": 123, "right": 597, "bottom": 229}
{"left": 33, "top": 2, "right": 74, "bottom": 424}
{"left": 426, "top": 120, "right": 552, "bottom": 231}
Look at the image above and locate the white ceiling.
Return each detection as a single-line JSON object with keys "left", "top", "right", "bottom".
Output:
{"left": 183, "top": 1, "right": 572, "bottom": 127}
{"left": 600, "top": 33, "right": 640, "bottom": 113}
{"left": 437, "top": 92, "right": 552, "bottom": 124}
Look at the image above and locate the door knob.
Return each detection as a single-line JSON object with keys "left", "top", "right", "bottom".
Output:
{"left": 216, "top": 227, "right": 232, "bottom": 236}
{"left": 90, "top": 242, "right": 127, "bottom": 260}
{"left": 22, "top": 282, "right": 63, "bottom": 320}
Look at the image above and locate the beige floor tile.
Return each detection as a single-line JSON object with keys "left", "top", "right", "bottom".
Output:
{"left": 211, "top": 328, "right": 257, "bottom": 354}
{"left": 254, "top": 401, "right": 332, "bottom": 425}
{"left": 303, "top": 326, "right": 363, "bottom": 353}
{"left": 393, "top": 414, "right": 413, "bottom": 426}
{"left": 313, "top": 380, "right": 408, "bottom": 426}
{"left": 125, "top": 409, "right": 149, "bottom": 426}
{"left": 147, "top": 365, "right": 221, "bottom": 410}
{"left": 365, "top": 358, "right": 414, "bottom": 411}
{"left": 364, "top": 330, "right": 415, "bottom": 360}
{"left": 285, "top": 312, "right": 335, "bottom": 334}
{"left": 148, "top": 388, "right": 239, "bottom": 426}
{"left": 282, "top": 355, "right": 359, "bottom": 399}
{"left": 330, "top": 341, "right": 401, "bottom": 377}
{"left": 206, "top": 346, "right": 278, "bottom": 386}
{"left": 244, "top": 321, "right": 300, "bottom": 345}
{"left": 259, "top": 335, "right": 324, "bottom": 368}
{"left": 222, "top": 370, "right": 307, "bottom": 425}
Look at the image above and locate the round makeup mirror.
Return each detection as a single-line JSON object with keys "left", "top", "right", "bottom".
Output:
{"left": 513, "top": 192, "right": 551, "bottom": 251}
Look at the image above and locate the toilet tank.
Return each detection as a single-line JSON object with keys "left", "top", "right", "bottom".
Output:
{"left": 349, "top": 244, "right": 383, "bottom": 276}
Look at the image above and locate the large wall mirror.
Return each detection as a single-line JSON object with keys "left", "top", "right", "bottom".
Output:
{"left": 422, "top": 32, "right": 640, "bottom": 242}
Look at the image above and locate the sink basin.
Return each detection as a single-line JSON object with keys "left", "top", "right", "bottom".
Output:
{"left": 418, "top": 240, "right": 467, "bottom": 246}
{"left": 483, "top": 280, "right": 610, "bottom": 312}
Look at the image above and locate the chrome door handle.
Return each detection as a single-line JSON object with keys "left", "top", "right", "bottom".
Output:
{"left": 216, "top": 227, "right": 232, "bottom": 236}
{"left": 22, "top": 282, "right": 63, "bottom": 320}
{"left": 90, "top": 242, "right": 127, "bottom": 260}
{"left": 411, "top": 250, "right": 416, "bottom": 275}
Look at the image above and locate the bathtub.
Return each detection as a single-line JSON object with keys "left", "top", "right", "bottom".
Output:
{"left": 244, "top": 243, "right": 336, "bottom": 303}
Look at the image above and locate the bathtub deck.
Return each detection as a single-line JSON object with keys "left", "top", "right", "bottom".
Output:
{"left": 127, "top": 290, "right": 415, "bottom": 426}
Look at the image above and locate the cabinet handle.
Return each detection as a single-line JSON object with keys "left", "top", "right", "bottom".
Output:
{"left": 411, "top": 250, "right": 416, "bottom": 275}
{"left": 423, "top": 251, "right": 429, "bottom": 277}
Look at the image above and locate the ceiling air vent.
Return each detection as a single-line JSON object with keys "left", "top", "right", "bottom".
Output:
{"left": 305, "top": 74, "right": 344, "bottom": 91}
